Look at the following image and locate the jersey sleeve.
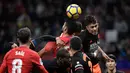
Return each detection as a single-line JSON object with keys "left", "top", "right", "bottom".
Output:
{"left": 73, "top": 61, "right": 84, "bottom": 73}
{"left": 31, "top": 52, "right": 48, "bottom": 73}
{"left": 38, "top": 42, "right": 57, "bottom": 57}
{"left": 0, "top": 50, "right": 11, "bottom": 73}
{"left": 43, "top": 42, "right": 57, "bottom": 53}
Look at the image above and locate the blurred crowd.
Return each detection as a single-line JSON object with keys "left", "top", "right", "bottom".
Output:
{"left": 0, "top": 0, "right": 130, "bottom": 72}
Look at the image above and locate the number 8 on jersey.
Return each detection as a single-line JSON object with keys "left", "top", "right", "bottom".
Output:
{"left": 12, "top": 59, "right": 22, "bottom": 73}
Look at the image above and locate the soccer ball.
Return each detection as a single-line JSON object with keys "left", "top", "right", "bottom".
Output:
{"left": 66, "top": 4, "right": 82, "bottom": 19}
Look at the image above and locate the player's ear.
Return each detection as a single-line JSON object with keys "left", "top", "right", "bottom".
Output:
{"left": 86, "top": 26, "right": 89, "bottom": 30}
{"left": 28, "top": 38, "right": 32, "bottom": 43}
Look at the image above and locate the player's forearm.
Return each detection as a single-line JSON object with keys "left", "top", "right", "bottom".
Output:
{"left": 98, "top": 46, "right": 109, "bottom": 60}
{"left": 38, "top": 48, "right": 46, "bottom": 57}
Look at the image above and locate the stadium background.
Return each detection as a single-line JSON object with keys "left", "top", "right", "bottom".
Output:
{"left": 0, "top": 0, "right": 130, "bottom": 72}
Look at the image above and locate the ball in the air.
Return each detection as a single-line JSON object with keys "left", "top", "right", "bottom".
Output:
{"left": 66, "top": 4, "right": 82, "bottom": 19}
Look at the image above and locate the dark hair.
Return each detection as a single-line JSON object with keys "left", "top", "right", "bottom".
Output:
{"left": 56, "top": 48, "right": 71, "bottom": 68}
{"left": 17, "top": 27, "right": 31, "bottom": 44}
{"left": 65, "top": 21, "right": 82, "bottom": 35}
{"left": 108, "top": 54, "right": 116, "bottom": 62}
{"left": 83, "top": 15, "right": 97, "bottom": 29}
{"left": 70, "top": 36, "right": 82, "bottom": 50}
{"left": 75, "top": 21, "right": 82, "bottom": 33}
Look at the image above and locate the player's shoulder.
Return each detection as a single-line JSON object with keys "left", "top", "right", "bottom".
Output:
{"left": 72, "top": 52, "right": 83, "bottom": 62}
{"left": 27, "top": 49, "right": 38, "bottom": 55}
{"left": 80, "top": 30, "right": 86, "bottom": 34}
{"left": 25, "top": 50, "right": 40, "bottom": 60}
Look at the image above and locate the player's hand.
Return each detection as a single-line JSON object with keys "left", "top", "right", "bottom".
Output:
{"left": 11, "top": 43, "right": 18, "bottom": 48}
{"left": 56, "top": 37, "right": 65, "bottom": 48}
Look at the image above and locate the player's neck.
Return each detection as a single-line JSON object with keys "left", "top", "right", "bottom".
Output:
{"left": 107, "top": 68, "right": 116, "bottom": 73}
{"left": 19, "top": 43, "right": 30, "bottom": 48}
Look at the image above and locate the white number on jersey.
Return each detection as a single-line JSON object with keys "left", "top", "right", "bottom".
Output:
{"left": 12, "top": 59, "right": 22, "bottom": 73}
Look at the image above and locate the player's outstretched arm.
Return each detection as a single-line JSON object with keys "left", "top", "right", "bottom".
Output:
{"left": 38, "top": 37, "right": 66, "bottom": 58}
{"left": 98, "top": 46, "right": 111, "bottom": 60}
{"left": 38, "top": 42, "right": 57, "bottom": 57}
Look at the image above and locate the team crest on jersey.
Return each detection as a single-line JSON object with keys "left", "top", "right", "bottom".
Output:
{"left": 75, "top": 61, "right": 84, "bottom": 71}
{"left": 75, "top": 61, "right": 83, "bottom": 68}
{"left": 89, "top": 42, "right": 98, "bottom": 52}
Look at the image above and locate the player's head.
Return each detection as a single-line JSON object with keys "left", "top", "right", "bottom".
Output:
{"left": 62, "top": 21, "right": 81, "bottom": 35}
{"left": 83, "top": 15, "right": 99, "bottom": 35}
{"left": 70, "top": 36, "right": 82, "bottom": 51}
{"left": 74, "top": 21, "right": 82, "bottom": 36}
{"left": 106, "top": 54, "right": 117, "bottom": 71}
{"left": 17, "top": 27, "right": 31, "bottom": 44}
{"left": 56, "top": 48, "right": 71, "bottom": 68}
